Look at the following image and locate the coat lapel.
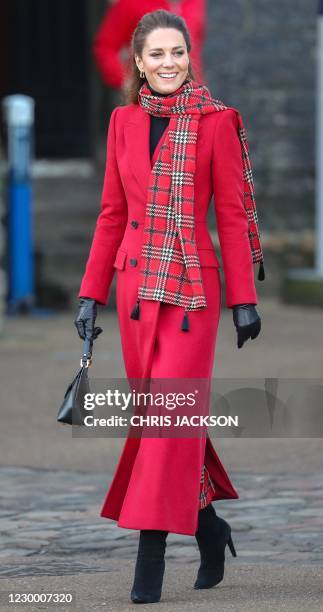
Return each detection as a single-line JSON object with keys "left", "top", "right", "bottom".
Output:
{"left": 124, "top": 109, "right": 151, "bottom": 200}
{"left": 124, "top": 107, "right": 169, "bottom": 200}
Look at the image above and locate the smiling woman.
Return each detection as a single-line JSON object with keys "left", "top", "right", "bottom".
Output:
{"left": 134, "top": 22, "right": 191, "bottom": 94}
{"left": 135, "top": 29, "right": 189, "bottom": 92}
{"left": 75, "top": 7, "right": 263, "bottom": 605}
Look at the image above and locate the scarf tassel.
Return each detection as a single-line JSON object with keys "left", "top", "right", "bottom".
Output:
{"left": 181, "top": 310, "right": 189, "bottom": 332}
{"left": 258, "top": 262, "right": 265, "bottom": 281}
{"left": 130, "top": 298, "right": 141, "bottom": 320}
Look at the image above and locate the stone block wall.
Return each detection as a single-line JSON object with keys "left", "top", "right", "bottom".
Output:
{"left": 204, "top": 0, "right": 317, "bottom": 231}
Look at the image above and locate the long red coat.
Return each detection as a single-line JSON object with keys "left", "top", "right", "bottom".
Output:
{"left": 93, "top": 0, "right": 206, "bottom": 88}
{"left": 78, "top": 102, "right": 258, "bottom": 536}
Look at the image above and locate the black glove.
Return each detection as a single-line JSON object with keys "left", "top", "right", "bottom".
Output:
{"left": 74, "top": 297, "right": 103, "bottom": 343}
{"left": 232, "top": 303, "right": 261, "bottom": 349}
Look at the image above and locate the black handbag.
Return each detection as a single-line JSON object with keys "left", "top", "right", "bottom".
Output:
{"left": 57, "top": 338, "right": 92, "bottom": 426}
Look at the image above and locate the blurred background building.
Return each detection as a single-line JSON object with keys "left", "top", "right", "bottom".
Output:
{"left": 0, "top": 0, "right": 318, "bottom": 311}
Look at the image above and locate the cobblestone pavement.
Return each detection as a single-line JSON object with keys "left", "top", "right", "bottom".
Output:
{"left": 1, "top": 465, "right": 323, "bottom": 579}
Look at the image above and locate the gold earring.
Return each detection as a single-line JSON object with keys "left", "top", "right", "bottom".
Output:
{"left": 139, "top": 70, "right": 145, "bottom": 79}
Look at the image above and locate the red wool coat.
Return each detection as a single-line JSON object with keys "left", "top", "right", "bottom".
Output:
{"left": 93, "top": 0, "right": 206, "bottom": 88}
{"left": 79, "top": 103, "right": 258, "bottom": 536}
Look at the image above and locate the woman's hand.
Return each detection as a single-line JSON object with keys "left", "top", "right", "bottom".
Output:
{"left": 232, "top": 304, "right": 261, "bottom": 349}
{"left": 74, "top": 297, "right": 103, "bottom": 342}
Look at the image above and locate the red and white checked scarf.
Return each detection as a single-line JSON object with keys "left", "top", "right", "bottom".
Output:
{"left": 133, "top": 78, "right": 264, "bottom": 317}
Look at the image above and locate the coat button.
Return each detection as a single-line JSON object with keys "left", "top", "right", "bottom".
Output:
{"left": 130, "top": 258, "right": 138, "bottom": 267}
{"left": 131, "top": 220, "right": 139, "bottom": 229}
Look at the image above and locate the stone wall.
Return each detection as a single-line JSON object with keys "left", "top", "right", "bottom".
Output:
{"left": 205, "top": 0, "right": 317, "bottom": 231}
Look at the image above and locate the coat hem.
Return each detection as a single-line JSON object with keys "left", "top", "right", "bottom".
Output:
{"left": 100, "top": 513, "right": 199, "bottom": 537}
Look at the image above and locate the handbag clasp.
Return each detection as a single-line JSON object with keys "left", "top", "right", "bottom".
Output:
{"left": 80, "top": 355, "right": 92, "bottom": 368}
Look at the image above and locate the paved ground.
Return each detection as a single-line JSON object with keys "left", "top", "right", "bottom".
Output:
{"left": 0, "top": 297, "right": 323, "bottom": 610}
{"left": 1, "top": 466, "right": 323, "bottom": 564}
{"left": 0, "top": 560, "right": 322, "bottom": 611}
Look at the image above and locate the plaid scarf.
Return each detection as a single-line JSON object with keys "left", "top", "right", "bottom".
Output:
{"left": 130, "top": 78, "right": 264, "bottom": 331}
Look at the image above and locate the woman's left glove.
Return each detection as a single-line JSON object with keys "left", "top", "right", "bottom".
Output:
{"left": 232, "top": 304, "right": 261, "bottom": 349}
{"left": 74, "top": 297, "right": 103, "bottom": 342}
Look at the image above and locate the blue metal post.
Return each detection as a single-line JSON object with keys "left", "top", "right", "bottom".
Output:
{"left": 3, "top": 96, "right": 35, "bottom": 312}
{"left": 8, "top": 182, "right": 34, "bottom": 306}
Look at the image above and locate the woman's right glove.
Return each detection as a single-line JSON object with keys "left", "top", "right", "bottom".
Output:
{"left": 74, "top": 297, "right": 103, "bottom": 342}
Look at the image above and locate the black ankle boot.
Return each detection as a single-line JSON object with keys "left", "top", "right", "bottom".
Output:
{"left": 130, "top": 529, "right": 168, "bottom": 603}
{"left": 194, "top": 503, "right": 237, "bottom": 589}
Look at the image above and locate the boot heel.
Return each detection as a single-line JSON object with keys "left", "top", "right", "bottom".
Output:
{"left": 227, "top": 534, "right": 237, "bottom": 557}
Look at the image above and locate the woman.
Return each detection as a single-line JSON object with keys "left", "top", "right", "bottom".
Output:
{"left": 75, "top": 9, "right": 263, "bottom": 604}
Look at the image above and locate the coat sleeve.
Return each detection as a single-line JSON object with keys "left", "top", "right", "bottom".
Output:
{"left": 78, "top": 107, "right": 128, "bottom": 305}
{"left": 212, "top": 109, "right": 258, "bottom": 308}
{"left": 93, "top": 1, "right": 137, "bottom": 89}
{"left": 180, "top": 0, "right": 206, "bottom": 84}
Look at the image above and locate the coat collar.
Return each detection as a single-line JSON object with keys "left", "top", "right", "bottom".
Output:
{"left": 124, "top": 105, "right": 168, "bottom": 199}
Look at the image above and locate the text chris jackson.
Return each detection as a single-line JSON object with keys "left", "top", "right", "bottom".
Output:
{"left": 82, "top": 415, "right": 239, "bottom": 427}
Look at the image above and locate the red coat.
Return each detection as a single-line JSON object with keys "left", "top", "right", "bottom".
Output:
{"left": 93, "top": 0, "right": 206, "bottom": 88}
{"left": 79, "top": 103, "right": 258, "bottom": 536}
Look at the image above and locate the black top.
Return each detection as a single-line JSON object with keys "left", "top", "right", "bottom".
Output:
{"left": 149, "top": 116, "right": 170, "bottom": 160}
{"left": 147, "top": 82, "right": 170, "bottom": 159}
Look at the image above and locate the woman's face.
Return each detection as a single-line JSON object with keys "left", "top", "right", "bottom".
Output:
{"left": 135, "top": 28, "right": 190, "bottom": 94}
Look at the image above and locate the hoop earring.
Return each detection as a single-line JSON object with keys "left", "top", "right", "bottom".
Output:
{"left": 140, "top": 70, "right": 145, "bottom": 79}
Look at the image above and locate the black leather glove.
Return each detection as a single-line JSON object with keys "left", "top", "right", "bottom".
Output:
{"left": 232, "top": 303, "right": 261, "bottom": 349}
{"left": 74, "top": 297, "right": 103, "bottom": 342}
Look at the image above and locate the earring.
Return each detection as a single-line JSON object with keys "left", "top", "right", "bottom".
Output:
{"left": 140, "top": 70, "right": 145, "bottom": 79}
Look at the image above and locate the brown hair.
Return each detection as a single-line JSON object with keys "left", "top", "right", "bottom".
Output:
{"left": 123, "top": 9, "right": 195, "bottom": 105}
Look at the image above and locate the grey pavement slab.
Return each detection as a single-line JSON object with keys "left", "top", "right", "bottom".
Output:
{"left": 0, "top": 559, "right": 322, "bottom": 611}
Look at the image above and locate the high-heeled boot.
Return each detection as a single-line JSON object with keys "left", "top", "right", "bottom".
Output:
{"left": 194, "top": 503, "right": 237, "bottom": 589}
{"left": 130, "top": 529, "right": 168, "bottom": 603}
